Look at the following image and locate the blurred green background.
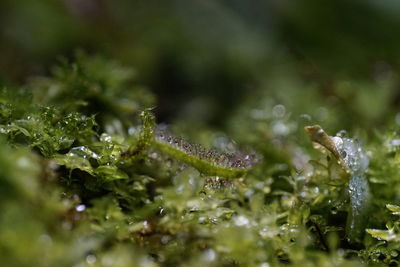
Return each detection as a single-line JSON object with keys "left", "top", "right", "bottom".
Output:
{"left": 1, "top": 0, "right": 400, "bottom": 130}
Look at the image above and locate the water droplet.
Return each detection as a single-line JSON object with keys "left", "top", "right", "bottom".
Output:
{"left": 0, "top": 127, "right": 10, "bottom": 134}
{"left": 234, "top": 215, "right": 249, "bottom": 226}
{"left": 391, "top": 139, "right": 400, "bottom": 146}
{"left": 128, "top": 127, "right": 138, "bottom": 135}
{"left": 245, "top": 189, "right": 254, "bottom": 198}
{"left": 86, "top": 254, "right": 96, "bottom": 264}
{"left": 300, "top": 114, "right": 312, "bottom": 121}
{"left": 142, "top": 220, "right": 151, "bottom": 232}
{"left": 159, "top": 208, "right": 165, "bottom": 216}
{"left": 331, "top": 136, "right": 343, "bottom": 151}
{"left": 202, "top": 249, "right": 217, "bottom": 262}
{"left": 17, "top": 157, "right": 30, "bottom": 168}
{"left": 69, "top": 146, "right": 100, "bottom": 160}
{"left": 100, "top": 133, "right": 112, "bottom": 143}
{"left": 75, "top": 204, "right": 86, "bottom": 212}
{"left": 336, "top": 130, "right": 347, "bottom": 137}
{"left": 161, "top": 235, "right": 171, "bottom": 245}
{"left": 272, "top": 121, "right": 289, "bottom": 136}
{"left": 176, "top": 184, "right": 185, "bottom": 194}
{"left": 272, "top": 104, "right": 286, "bottom": 118}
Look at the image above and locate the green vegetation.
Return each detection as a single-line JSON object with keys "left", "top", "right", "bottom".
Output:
{"left": 2, "top": 1, "right": 400, "bottom": 266}
{"left": 1, "top": 54, "right": 400, "bottom": 266}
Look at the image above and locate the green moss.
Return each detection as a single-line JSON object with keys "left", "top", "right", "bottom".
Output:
{"left": 2, "top": 55, "right": 400, "bottom": 266}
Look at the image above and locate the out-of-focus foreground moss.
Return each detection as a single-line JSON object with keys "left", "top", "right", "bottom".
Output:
{"left": 2, "top": 1, "right": 400, "bottom": 267}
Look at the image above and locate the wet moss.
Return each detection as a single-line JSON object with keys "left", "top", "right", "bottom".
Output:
{"left": 1, "top": 55, "right": 400, "bottom": 266}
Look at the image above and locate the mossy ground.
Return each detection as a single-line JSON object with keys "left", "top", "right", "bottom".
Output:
{"left": 2, "top": 2, "right": 400, "bottom": 266}
{"left": 1, "top": 54, "right": 400, "bottom": 267}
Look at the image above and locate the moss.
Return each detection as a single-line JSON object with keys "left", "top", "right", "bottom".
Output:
{"left": 2, "top": 55, "right": 400, "bottom": 266}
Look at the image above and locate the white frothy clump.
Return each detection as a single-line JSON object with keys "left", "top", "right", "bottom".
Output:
{"left": 333, "top": 131, "right": 370, "bottom": 242}
{"left": 333, "top": 135, "right": 369, "bottom": 174}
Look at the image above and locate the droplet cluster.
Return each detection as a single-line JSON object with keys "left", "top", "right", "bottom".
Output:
{"left": 333, "top": 135, "right": 369, "bottom": 175}
{"left": 305, "top": 125, "right": 371, "bottom": 243}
